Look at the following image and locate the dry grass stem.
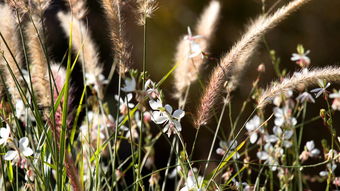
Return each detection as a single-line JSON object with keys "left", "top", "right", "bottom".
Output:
{"left": 174, "top": 0, "right": 220, "bottom": 98}
{"left": 27, "top": 16, "right": 51, "bottom": 108}
{"left": 258, "top": 66, "right": 340, "bottom": 108}
{"left": 66, "top": 0, "right": 87, "bottom": 19}
{"left": 0, "top": 4, "right": 23, "bottom": 101}
{"left": 58, "top": 11, "right": 105, "bottom": 99}
{"left": 195, "top": 0, "right": 311, "bottom": 127}
{"left": 137, "top": 0, "right": 158, "bottom": 25}
{"left": 101, "top": 0, "right": 131, "bottom": 74}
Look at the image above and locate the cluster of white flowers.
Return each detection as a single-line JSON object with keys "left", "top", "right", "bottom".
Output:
{"left": 255, "top": 91, "right": 298, "bottom": 171}
{"left": 149, "top": 99, "right": 185, "bottom": 137}
{"left": 0, "top": 125, "right": 35, "bottom": 181}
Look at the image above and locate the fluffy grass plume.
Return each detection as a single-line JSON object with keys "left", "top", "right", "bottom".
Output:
{"left": 173, "top": 0, "right": 220, "bottom": 98}
{"left": 136, "top": 0, "right": 158, "bottom": 25}
{"left": 0, "top": 4, "right": 23, "bottom": 101}
{"left": 195, "top": 0, "right": 311, "bottom": 127}
{"left": 66, "top": 0, "right": 87, "bottom": 19}
{"left": 258, "top": 66, "right": 340, "bottom": 108}
{"left": 101, "top": 0, "right": 131, "bottom": 74}
{"left": 58, "top": 11, "right": 105, "bottom": 99}
{"left": 26, "top": 16, "right": 51, "bottom": 108}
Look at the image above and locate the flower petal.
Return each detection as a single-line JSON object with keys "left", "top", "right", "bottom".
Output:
{"left": 4, "top": 150, "right": 17, "bottom": 161}
{"left": 149, "top": 99, "right": 162, "bottom": 110}
{"left": 19, "top": 137, "right": 29, "bottom": 148}
{"left": 173, "top": 109, "right": 185, "bottom": 119}
{"left": 22, "top": 147, "right": 34, "bottom": 157}
{"left": 306, "top": 140, "right": 315, "bottom": 151}
{"left": 164, "top": 104, "right": 173, "bottom": 114}
{"left": 152, "top": 111, "right": 168, "bottom": 124}
{"left": 250, "top": 133, "right": 258, "bottom": 144}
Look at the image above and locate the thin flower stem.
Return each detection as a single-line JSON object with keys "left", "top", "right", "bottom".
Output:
{"left": 113, "top": 73, "right": 122, "bottom": 187}
{"left": 202, "top": 94, "right": 228, "bottom": 186}
{"left": 161, "top": 138, "right": 176, "bottom": 191}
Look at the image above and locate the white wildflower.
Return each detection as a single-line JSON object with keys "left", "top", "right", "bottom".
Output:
{"left": 296, "top": 92, "right": 315, "bottom": 103}
{"left": 4, "top": 137, "right": 34, "bottom": 168}
{"left": 274, "top": 107, "right": 297, "bottom": 127}
{"left": 310, "top": 79, "right": 330, "bottom": 98}
{"left": 121, "top": 77, "right": 136, "bottom": 92}
{"left": 257, "top": 143, "right": 283, "bottom": 171}
{"left": 151, "top": 102, "right": 185, "bottom": 137}
{"left": 329, "top": 90, "right": 340, "bottom": 111}
{"left": 85, "top": 73, "right": 109, "bottom": 93}
{"left": 0, "top": 124, "right": 11, "bottom": 146}
{"left": 319, "top": 162, "right": 337, "bottom": 177}
{"left": 245, "top": 115, "right": 262, "bottom": 144}
{"left": 145, "top": 79, "right": 159, "bottom": 99}
{"left": 291, "top": 50, "right": 310, "bottom": 67}
{"left": 300, "top": 140, "right": 320, "bottom": 161}
{"left": 115, "top": 93, "right": 135, "bottom": 115}
{"left": 184, "top": 27, "right": 203, "bottom": 58}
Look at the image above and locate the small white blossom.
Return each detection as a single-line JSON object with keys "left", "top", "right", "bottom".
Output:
{"left": 329, "top": 90, "right": 340, "bottom": 111}
{"left": 291, "top": 50, "right": 310, "bottom": 67}
{"left": 274, "top": 107, "right": 297, "bottom": 127}
{"left": 296, "top": 92, "right": 315, "bottom": 103}
{"left": 0, "top": 125, "right": 11, "bottom": 146}
{"left": 232, "top": 179, "right": 252, "bottom": 191}
{"left": 264, "top": 126, "right": 293, "bottom": 148}
{"left": 257, "top": 143, "right": 283, "bottom": 171}
{"left": 306, "top": 141, "right": 320, "bottom": 157}
{"left": 150, "top": 100, "right": 185, "bottom": 137}
{"left": 310, "top": 79, "right": 330, "bottom": 98}
{"left": 184, "top": 27, "right": 203, "bottom": 58}
{"left": 121, "top": 77, "right": 136, "bottom": 92}
{"left": 115, "top": 93, "right": 135, "bottom": 115}
{"left": 319, "top": 162, "right": 337, "bottom": 177}
{"left": 245, "top": 115, "right": 262, "bottom": 144}
{"left": 300, "top": 140, "right": 320, "bottom": 161}
{"left": 4, "top": 137, "right": 34, "bottom": 168}
{"left": 145, "top": 79, "right": 159, "bottom": 99}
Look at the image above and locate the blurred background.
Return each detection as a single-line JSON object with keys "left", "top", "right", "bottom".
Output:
{"left": 44, "top": 0, "right": 340, "bottom": 189}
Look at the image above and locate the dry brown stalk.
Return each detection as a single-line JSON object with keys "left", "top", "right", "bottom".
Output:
{"left": 58, "top": 11, "right": 105, "bottom": 99}
{"left": 0, "top": 4, "right": 23, "bottom": 101}
{"left": 195, "top": 0, "right": 311, "bottom": 127}
{"left": 66, "top": 0, "right": 87, "bottom": 19}
{"left": 27, "top": 15, "right": 51, "bottom": 108}
{"left": 101, "top": 0, "right": 131, "bottom": 74}
{"left": 258, "top": 67, "right": 340, "bottom": 108}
